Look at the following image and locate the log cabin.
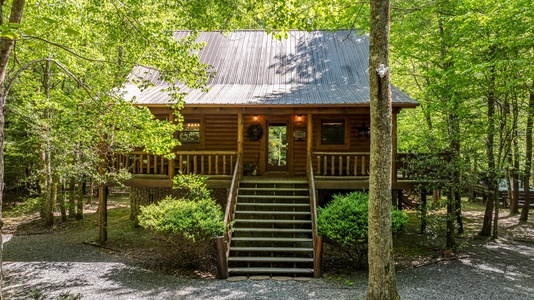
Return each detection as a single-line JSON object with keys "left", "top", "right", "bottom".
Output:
{"left": 120, "top": 30, "right": 419, "bottom": 278}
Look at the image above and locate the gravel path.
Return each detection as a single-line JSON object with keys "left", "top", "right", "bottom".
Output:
{"left": 4, "top": 233, "right": 534, "bottom": 300}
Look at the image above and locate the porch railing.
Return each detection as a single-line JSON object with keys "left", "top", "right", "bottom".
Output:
{"left": 313, "top": 152, "right": 370, "bottom": 177}
{"left": 175, "top": 151, "right": 237, "bottom": 176}
{"left": 113, "top": 151, "right": 168, "bottom": 176}
{"left": 113, "top": 150, "right": 238, "bottom": 177}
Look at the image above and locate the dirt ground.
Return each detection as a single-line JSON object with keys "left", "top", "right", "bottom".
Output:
{"left": 3, "top": 196, "right": 534, "bottom": 279}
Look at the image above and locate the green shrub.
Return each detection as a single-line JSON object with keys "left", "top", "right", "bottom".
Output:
{"left": 138, "top": 195, "right": 224, "bottom": 242}
{"left": 317, "top": 191, "right": 408, "bottom": 268}
{"left": 138, "top": 174, "right": 225, "bottom": 266}
{"left": 172, "top": 172, "right": 211, "bottom": 201}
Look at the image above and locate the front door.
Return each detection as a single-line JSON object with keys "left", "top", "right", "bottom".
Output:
{"left": 266, "top": 121, "right": 288, "bottom": 172}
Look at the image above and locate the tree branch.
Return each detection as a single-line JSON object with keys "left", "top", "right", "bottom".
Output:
{"left": 5, "top": 58, "right": 96, "bottom": 102}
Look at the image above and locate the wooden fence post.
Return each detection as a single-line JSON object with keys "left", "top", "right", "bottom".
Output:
{"left": 313, "top": 236, "right": 323, "bottom": 278}
{"left": 216, "top": 236, "right": 228, "bottom": 279}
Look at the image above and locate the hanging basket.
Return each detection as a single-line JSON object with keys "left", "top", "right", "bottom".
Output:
{"left": 247, "top": 124, "right": 264, "bottom": 141}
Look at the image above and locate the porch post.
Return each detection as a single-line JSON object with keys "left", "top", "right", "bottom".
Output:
{"left": 307, "top": 114, "right": 313, "bottom": 177}
{"left": 168, "top": 111, "right": 175, "bottom": 179}
{"left": 392, "top": 110, "right": 398, "bottom": 183}
{"left": 237, "top": 113, "right": 244, "bottom": 179}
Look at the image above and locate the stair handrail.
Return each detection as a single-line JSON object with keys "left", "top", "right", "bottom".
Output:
{"left": 217, "top": 153, "right": 241, "bottom": 279}
{"left": 223, "top": 153, "right": 241, "bottom": 253}
{"left": 308, "top": 156, "right": 322, "bottom": 278}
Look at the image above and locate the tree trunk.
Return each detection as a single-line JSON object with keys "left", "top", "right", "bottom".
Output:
{"left": 52, "top": 176, "right": 62, "bottom": 222}
{"left": 58, "top": 178, "right": 67, "bottom": 221}
{"left": 98, "top": 185, "right": 108, "bottom": 244}
{"left": 69, "top": 177, "right": 76, "bottom": 218}
{"left": 87, "top": 179, "right": 94, "bottom": 205}
{"left": 41, "top": 59, "right": 54, "bottom": 227}
{"left": 480, "top": 64, "right": 497, "bottom": 237}
{"left": 455, "top": 191, "right": 463, "bottom": 234}
{"left": 367, "top": 1, "right": 399, "bottom": 299}
{"left": 76, "top": 180, "right": 83, "bottom": 219}
{"left": 510, "top": 97, "right": 520, "bottom": 213}
{"left": 446, "top": 191, "right": 454, "bottom": 250}
{"left": 520, "top": 87, "right": 533, "bottom": 221}
{"left": 0, "top": 1, "right": 27, "bottom": 298}
{"left": 511, "top": 136, "right": 520, "bottom": 214}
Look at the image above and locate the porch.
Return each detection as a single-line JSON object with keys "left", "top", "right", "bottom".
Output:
{"left": 120, "top": 150, "right": 418, "bottom": 190}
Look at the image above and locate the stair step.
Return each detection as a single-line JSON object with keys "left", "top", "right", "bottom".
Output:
{"left": 236, "top": 210, "right": 311, "bottom": 215}
{"left": 239, "top": 187, "right": 309, "bottom": 192}
{"left": 231, "top": 247, "right": 313, "bottom": 252}
{"left": 233, "top": 228, "right": 312, "bottom": 233}
{"left": 234, "top": 219, "right": 311, "bottom": 224}
{"left": 238, "top": 203, "right": 310, "bottom": 208}
{"left": 238, "top": 195, "right": 309, "bottom": 199}
{"left": 232, "top": 237, "right": 313, "bottom": 242}
{"left": 241, "top": 179, "right": 308, "bottom": 184}
{"left": 228, "top": 257, "right": 313, "bottom": 263}
{"left": 228, "top": 267, "right": 313, "bottom": 274}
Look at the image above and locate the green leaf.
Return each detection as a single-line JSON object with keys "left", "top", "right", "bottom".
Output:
{"left": 22, "top": 28, "right": 37, "bottom": 36}
{"left": 9, "top": 23, "right": 23, "bottom": 29}
{"left": 65, "top": 27, "right": 81, "bottom": 36}
{"left": 41, "top": 17, "right": 58, "bottom": 24}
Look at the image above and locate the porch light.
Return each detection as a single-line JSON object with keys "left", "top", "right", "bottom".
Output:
{"left": 253, "top": 115, "right": 259, "bottom": 122}
{"left": 295, "top": 115, "right": 303, "bottom": 126}
{"left": 355, "top": 121, "right": 370, "bottom": 138}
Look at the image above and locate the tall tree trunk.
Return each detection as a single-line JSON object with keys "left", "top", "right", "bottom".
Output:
{"left": 511, "top": 134, "right": 520, "bottom": 214}
{"left": 98, "top": 185, "right": 108, "bottom": 244}
{"left": 0, "top": 2, "right": 27, "bottom": 298}
{"left": 68, "top": 177, "right": 76, "bottom": 217}
{"left": 520, "top": 87, "right": 534, "bottom": 221}
{"left": 58, "top": 177, "right": 67, "bottom": 221}
{"left": 446, "top": 191, "right": 454, "bottom": 250}
{"left": 52, "top": 176, "right": 60, "bottom": 221}
{"left": 367, "top": 0, "right": 399, "bottom": 299}
{"left": 76, "top": 180, "right": 83, "bottom": 219}
{"left": 455, "top": 191, "right": 463, "bottom": 234}
{"left": 98, "top": 140, "right": 109, "bottom": 244}
{"left": 41, "top": 59, "right": 54, "bottom": 227}
{"left": 87, "top": 178, "right": 94, "bottom": 205}
{"left": 480, "top": 65, "right": 497, "bottom": 237}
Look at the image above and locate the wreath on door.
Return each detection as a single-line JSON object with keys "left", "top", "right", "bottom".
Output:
{"left": 247, "top": 124, "right": 264, "bottom": 141}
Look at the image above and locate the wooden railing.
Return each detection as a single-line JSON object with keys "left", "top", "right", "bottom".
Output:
{"left": 308, "top": 157, "right": 322, "bottom": 278}
{"left": 113, "top": 151, "right": 168, "bottom": 176}
{"left": 313, "top": 152, "right": 370, "bottom": 176}
{"left": 175, "top": 151, "right": 237, "bottom": 176}
{"left": 113, "top": 150, "right": 238, "bottom": 178}
{"left": 217, "top": 154, "right": 241, "bottom": 279}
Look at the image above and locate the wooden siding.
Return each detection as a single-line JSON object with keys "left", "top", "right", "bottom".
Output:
{"left": 146, "top": 108, "right": 388, "bottom": 177}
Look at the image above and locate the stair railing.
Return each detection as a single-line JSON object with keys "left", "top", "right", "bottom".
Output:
{"left": 217, "top": 153, "right": 241, "bottom": 279}
{"left": 308, "top": 157, "right": 323, "bottom": 278}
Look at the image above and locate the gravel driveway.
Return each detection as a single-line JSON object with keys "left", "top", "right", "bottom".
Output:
{"left": 4, "top": 232, "right": 534, "bottom": 300}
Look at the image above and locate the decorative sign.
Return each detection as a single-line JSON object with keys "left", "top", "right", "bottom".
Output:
{"left": 293, "top": 130, "right": 306, "bottom": 139}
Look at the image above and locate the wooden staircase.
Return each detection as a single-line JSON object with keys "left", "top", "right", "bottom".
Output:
{"left": 228, "top": 178, "right": 314, "bottom": 276}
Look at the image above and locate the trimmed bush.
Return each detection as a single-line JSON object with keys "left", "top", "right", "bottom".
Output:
{"left": 138, "top": 195, "right": 225, "bottom": 242}
{"left": 137, "top": 174, "right": 225, "bottom": 266}
{"left": 317, "top": 191, "right": 408, "bottom": 268}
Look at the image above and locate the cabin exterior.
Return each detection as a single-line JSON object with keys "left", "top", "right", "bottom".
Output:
{"left": 120, "top": 30, "right": 419, "bottom": 278}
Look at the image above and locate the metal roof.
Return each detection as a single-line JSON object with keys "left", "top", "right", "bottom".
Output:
{"left": 122, "top": 30, "right": 418, "bottom": 107}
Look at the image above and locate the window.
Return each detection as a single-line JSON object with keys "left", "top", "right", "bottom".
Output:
{"left": 321, "top": 120, "right": 345, "bottom": 145}
{"left": 180, "top": 119, "right": 201, "bottom": 144}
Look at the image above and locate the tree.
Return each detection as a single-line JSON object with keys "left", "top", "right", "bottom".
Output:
{"left": 0, "top": 1, "right": 26, "bottom": 298}
{"left": 367, "top": 0, "right": 400, "bottom": 299}
{"left": 520, "top": 87, "right": 533, "bottom": 222}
